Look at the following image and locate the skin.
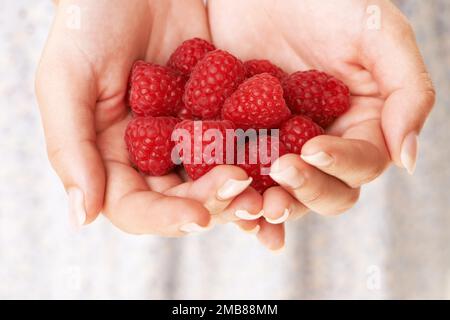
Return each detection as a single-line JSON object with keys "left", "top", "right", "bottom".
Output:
{"left": 36, "top": 0, "right": 434, "bottom": 249}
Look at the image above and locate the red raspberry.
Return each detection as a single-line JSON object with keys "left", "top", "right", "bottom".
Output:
{"left": 222, "top": 73, "right": 291, "bottom": 130}
{"left": 280, "top": 115, "right": 324, "bottom": 154}
{"left": 167, "top": 38, "right": 216, "bottom": 76}
{"left": 128, "top": 61, "right": 185, "bottom": 117}
{"left": 244, "top": 59, "right": 287, "bottom": 80}
{"left": 124, "top": 116, "right": 180, "bottom": 176}
{"left": 282, "top": 70, "right": 350, "bottom": 127}
{"left": 183, "top": 50, "right": 246, "bottom": 119}
{"left": 238, "top": 135, "right": 287, "bottom": 193}
{"left": 174, "top": 119, "right": 236, "bottom": 180}
{"left": 177, "top": 104, "right": 195, "bottom": 120}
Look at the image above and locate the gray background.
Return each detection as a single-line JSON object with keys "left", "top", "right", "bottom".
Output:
{"left": 0, "top": 0, "right": 449, "bottom": 299}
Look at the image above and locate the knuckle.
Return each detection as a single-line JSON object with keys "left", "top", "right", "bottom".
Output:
{"left": 288, "top": 203, "right": 309, "bottom": 220}
{"left": 401, "top": 20, "right": 414, "bottom": 37}
{"left": 298, "top": 186, "right": 324, "bottom": 205}
{"left": 325, "top": 188, "right": 361, "bottom": 216}
{"left": 46, "top": 143, "right": 66, "bottom": 174}
{"left": 354, "top": 161, "right": 386, "bottom": 187}
{"left": 347, "top": 188, "right": 361, "bottom": 207}
{"left": 46, "top": 144, "right": 62, "bottom": 163}
{"left": 421, "top": 82, "right": 436, "bottom": 111}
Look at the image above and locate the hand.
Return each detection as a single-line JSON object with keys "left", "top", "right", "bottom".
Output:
{"left": 36, "top": 0, "right": 260, "bottom": 235}
{"left": 209, "top": 0, "right": 435, "bottom": 247}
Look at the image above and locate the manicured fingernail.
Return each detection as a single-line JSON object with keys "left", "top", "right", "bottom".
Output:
{"left": 265, "top": 208, "right": 290, "bottom": 224}
{"left": 235, "top": 209, "right": 263, "bottom": 220}
{"left": 67, "top": 187, "right": 86, "bottom": 231}
{"left": 400, "top": 132, "right": 419, "bottom": 175}
{"left": 301, "top": 151, "right": 333, "bottom": 167}
{"left": 269, "top": 166, "right": 304, "bottom": 189}
{"left": 179, "top": 222, "right": 210, "bottom": 234}
{"left": 216, "top": 177, "right": 253, "bottom": 200}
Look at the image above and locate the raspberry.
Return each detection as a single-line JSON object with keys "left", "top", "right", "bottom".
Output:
{"left": 280, "top": 115, "right": 324, "bottom": 154}
{"left": 183, "top": 49, "right": 246, "bottom": 119}
{"left": 282, "top": 70, "right": 350, "bottom": 127}
{"left": 177, "top": 104, "right": 195, "bottom": 120}
{"left": 244, "top": 59, "right": 287, "bottom": 80}
{"left": 124, "top": 116, "right": 180, "bottom": 176}
{"left": 174, "top": 119, "right": 236, "bottom": 180}
{"left": 222, "top": 73, "right": 291, "bottom": 130}
{"left": 167, "top": 38, "right": 216, "bottom": 76}
{"left": 128, "top": 61, "right": 185, "bottom": 117}
{"left": 238, "top": 135, "right": 287, "bottom": 193}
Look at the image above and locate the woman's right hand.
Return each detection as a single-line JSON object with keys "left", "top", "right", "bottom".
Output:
{"left": 36, "top": 0, "right": 262, "bottom": 236}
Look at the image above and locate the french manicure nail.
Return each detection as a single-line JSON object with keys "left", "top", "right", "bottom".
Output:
{"left": 400, "top": 132, "right": 419, "bottom": 175}
{"left": 301, "top": 151, "right": 334, "bottom": 167}
{"left": 179, "top": 223, "right": 210, "bottom": 234}
{"left": 269, "top": 166, "right": 304, "bottom": 189}
{"left": 265, "top": 208, "right": 290, "bottom": 224}
{"left": 235, "top": 209, "right": 264, "bottom": 220}
{"left": 216, "top": 177, "right": 253, "bottom": 201}
{"left": 67, "top": 187, "right": 86, "bottom": 231}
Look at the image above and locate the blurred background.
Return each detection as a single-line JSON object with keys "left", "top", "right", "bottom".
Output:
{"left": 0, "top": 0, "right": 449, "bottom": 299}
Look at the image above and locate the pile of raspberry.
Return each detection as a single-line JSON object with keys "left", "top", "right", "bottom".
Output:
{"left": 125, "top": 38, "right": 350, "bottom": 193}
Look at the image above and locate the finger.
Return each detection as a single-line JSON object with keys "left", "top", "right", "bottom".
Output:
{"left": 218, "top": 187, "right": 263, "bottom": 223}
{"left": 270, "top": 154, "right": 360, "bottom": 215}
{"left": 362, "top": 5, "right": 435, "bottom": 174}
{"left": 164, "top": 165, "right": 253, "bottom": 215}
{"left": 262, "top": 186, "right": 308, "bottom": 224}
{"left": 36, "top": 58, "right": 104, "bottom": 228}
{"left": 234, "top": 220, "right": 260, "bottom": 234}
{"left": 103, "top": 161, "right": 211, "bottom": 237}
{"left": 145, "top": 173, "right": 183, "bottom": 193}
{"left": 256, "top": 219, "right": 285, "bottom": 252}
{"left": 301, "top": 122, "right": 389, "bottom": 188}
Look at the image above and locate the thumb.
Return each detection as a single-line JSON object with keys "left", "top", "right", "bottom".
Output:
{"left": 362, "top": 5, "right": 435, "bottom": 174}
{"left": 36, "top": 56, "right": 105, "bottom": 229}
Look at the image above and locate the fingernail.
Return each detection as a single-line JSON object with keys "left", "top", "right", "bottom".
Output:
{"left": 235, "top": 209, "right": 263, "bottom": 220}
{"left": 301, "top": 151, "right": 333, "bottom": 167}
{"left": 179, "top": 222, "right": 211, "bottom": 234}
{"left": 400, "top": 132, "right": 419, "bottom": 175}
{"left": 265, "top": 208, "right": 290, "bottom": 224}
{"left": 216, "top": 177, "right": 253, "bottom": 200}
{"left": 67, "top": 187, "right": 86, "bottom": 231}
{"left": 205, "top": 177, "right": 253, "bottom": 214}
{"left": 269, "top": 166, "right": 304, "bottom": 189}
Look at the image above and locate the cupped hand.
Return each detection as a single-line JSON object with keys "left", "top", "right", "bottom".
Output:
{"left": 208, "top": 0, "right": 435, "bottom": 248}
{"left": 36, "top": 0, "right": 261, "bottom": 236}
